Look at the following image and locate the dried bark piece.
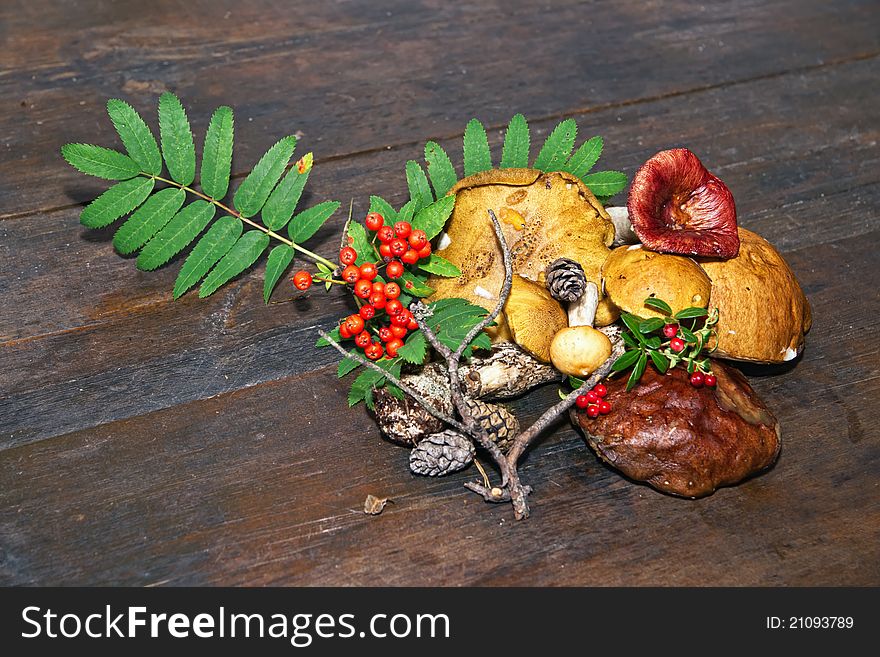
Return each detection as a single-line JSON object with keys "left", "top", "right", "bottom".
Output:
{"left": 364, "top": 494, "right": 391, "bottom": 515}
{"left": 409, "top": 430, "right": 475, "bottom": 476}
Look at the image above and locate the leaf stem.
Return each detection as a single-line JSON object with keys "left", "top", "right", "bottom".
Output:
{"left": 145, "top": 173, "right": 337, "bottom": 270}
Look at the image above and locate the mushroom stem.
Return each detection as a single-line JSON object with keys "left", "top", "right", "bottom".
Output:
{"left": 607, "top": 206, "right": 639, "bottom": 247}
{"left": 567, "top": 281, "right": 599, "bottom": 327}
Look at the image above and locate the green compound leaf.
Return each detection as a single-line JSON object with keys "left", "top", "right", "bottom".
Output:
{"left": 158, "top": 92, "right": 196, "bottom": 186}
{"left": 411, "top": 195, "right": 455, "bottom": 241}
{"left": 424, "top": 141, "right": 457, "bottom": 198}
{"left": 200, "top": 105, "right": 234, "bottom": 199}
{"left": 500, "top": 113, "right": 530, "bottom": 169}
{"left": 534, "top": 118, "right": 577, "bottom": 172}
{"left": 262, "top": 162, "right": 309, "bottom": 231}
{"left": 79, "top": 177, "right": 154, "bottom": 228}
{"left": 406, "top": 160, "right": 434, "bottom": 213}
{"left": 346, "top": 220, "right": 377, "bottom": 266}
{"left": 137, "top": 200, "right": 215, "bottom": 271}
{"left": 263, "top": 244, "right": 295, "bottom": 303}
{"left": 113, "top": 187, "right": 186, "bottom": 255}
{"left": 463, "top": 118, "right": 491, "bottom": 176}
{"left": 106, "top": 99, "right": 162, "bottom": 175}
{"left": 61, "top": 143, "right": 140, "bottom": 180}
{"left": 233, "top": 136, "right": 297, "bottom": 217}
{"left": 173, "top": 215, "right": 242, "bottom": 298}
{"left": 396, "top": 330, "right": 427, "bottom": 365}
{"left": 423, "top": 298, "right": 492, "bottom": 355}
{"left": 199, "top": 230, "right": 270, "bottom": 298}
{"left": 418, "top": 253, "right": 461, "bottom": 277}
{"left": 348, "top": 359, "right": 401, "bottom": 409}
{"left": 337, "top": 357, "right": 360, "bottom": 378}
{"left": 368, "top": 196, "right": 398, "bottom": 224}
{"left": 563, "top": 135, "right": 603, "bottom": 180}
{"left": 582, "top": 170, "right": 628, "bottom": 197}
{"left": 288, "top": 200, "right": 340, "bottom": 244}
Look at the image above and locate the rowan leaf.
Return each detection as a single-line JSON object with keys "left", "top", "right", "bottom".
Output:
{"left": 417, "top": 253, "right": 461, "bottom": 277}
{"left": 396, "top": 331, "right": 427, "bottom": 365}
{"left": 346, "top": 220, "right": 377, "bottom": 266}
{"left": 263, "top": 244, "right": 295, "bottom": 303}
{"left": 288, "top": 201, "right": 340, "bottom": 244}
{"left": 233, "top": 136, "right": 297, "bottom": 217}
{"left": 369, "top": 196, "right": 398, "bottom": 224}
{"left": 423, "top": 298, "right": 492, "bottom": 355}
{"left": 563, "top": 135, "right": 602, "bottom": 180}
{"left": 534, "top": 118, "right": 577, "bottom": 171}
{"left": 406, "top": 160, "right": 433, "bottom": 213}
{"left": 79, "top": 177, "right": 154, "bottom": 228}
{"left": 399, "top": 270, "right": 434, "bottom": 298}
{"left": 463, "top": 118, "right": 491, "bottom": 176}
{"left": 582, "top": 170, "right": 628, "bottom": 197}
{"left": 173, "top": 215, "right": 242, "bottom": 298}
{"left": 397, "top": 200, "right": 416, "bottom": 225}
{"left": 500, "top": 113, "right": 530, "bottom": 169}
{"left": 411, "top": 195, "right": 455, "bottom": 240}
{"left": 424, "top": 141, "right": 457, "bottom": 198}
{"left": 158, "top": 92, "right": 196, "bottom": 186}
{"left": 262, "top": 163, "right": 309, "bottom": 231}
{"left": 106, "top": 99, "right": 162, "bottom": 175}
{"left": 60, "top": 143, "right": 140, "bottom": 180}
{"left": 112, "top": 187, "right": 186, "bottom": 254}
{"left": 199, "top": 230, "right": 270, "bottom": 298}
{"left": 137, "top": 200, "right": 215, "bottom": 271}
{"left": 200, "top": 105, "right": 234, "bottom": 199}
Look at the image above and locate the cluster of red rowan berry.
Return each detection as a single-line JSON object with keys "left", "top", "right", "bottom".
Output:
{"left": 291, "top": 212, "right": 432, "bottom": 360}
{"left": 575, "top": 383, "right": 612, "bottom": 418}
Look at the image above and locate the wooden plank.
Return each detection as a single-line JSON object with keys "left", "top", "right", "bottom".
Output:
{"left": 1, "top": 228, "right": 877, "bottom": 585}
{"left": 2, "top": 57, "right": 878, "bottom": 448}
{"left": 3, "top": 0, "right": 878, "bottom": 218}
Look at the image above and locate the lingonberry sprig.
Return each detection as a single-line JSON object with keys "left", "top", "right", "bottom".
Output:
{"left": 612, "top": 296, "right": 719, "bottom": 390}
{"left": 574, "top": 383, "right": 612, "bottom": 418}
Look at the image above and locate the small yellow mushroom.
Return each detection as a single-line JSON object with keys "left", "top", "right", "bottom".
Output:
{"left": 550, "top": 326, "right": 612, "bottom": 377}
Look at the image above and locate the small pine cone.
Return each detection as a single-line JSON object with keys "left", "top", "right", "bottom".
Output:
{"left": 464, "top": 398, "right": 520, "bottom": 452}
{"left": 545, "top": 257, "right": 587, "bottom": 302}
{"left": 410, "top": 430, "right": 475, "bottom": 476}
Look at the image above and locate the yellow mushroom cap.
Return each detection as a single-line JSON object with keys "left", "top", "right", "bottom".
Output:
{"left": 503, "top": 276, "right": 568, "bottom": 362}
{"left": 549, "top": 326, "right": 612, "bottom": 377}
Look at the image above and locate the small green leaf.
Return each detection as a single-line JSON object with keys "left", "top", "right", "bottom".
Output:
{"left": 398, "top": 200, "right": 416, "bottom": 225}
{"left": 620, "top": 313, "right": 646, "bottom": 342}
{"left": 500, "top": 113, "right": 530, "bottom": 169}
{"left": 621, "top": 331, "right": 639, "bottom": 348}
{"left": 675, "top": 306, "right": 710, "bottom": 320}
{"left": 337, "top": 357, "right": 360, "bottom": 378}
{"left": 679, "top": 325, "right": 698, "bottom": 343}
{"left": 411, "top": 195, "right": 455, "bottom": 241}
{"left": 568, "top": 375, "right": 586, "bottom": 388}
{"left": 369, "top": 196, "right": 397, "bottom": 224}
{"left": 399, "top": 270, "right": 434, "bottom": 297}
{"left": 406, "top": 160, "right": 433, "bottom": 213}
{"left": 626, "top": 352, "right": 648, "bottom": 391}
{"left": 349, "top": 368, "right": 383, "bottom": 407}
{"left": 316, "top": 326, "right": 341, "bottom": 348}
{"left": 158, "top": 92, "right": 196, "bottom": 186}
{"left": 263, "top": 244, "right": 295, "bottom": 303}
{"left": 80, "top": 177, "right": 154, "bottom": 228}
{"left": 200, "top": 105, "right": 234, "bottom": 199}
{"left": 107, "top": 99, "right": 162, "bottom": 175}
{"left": 534, "top": 118, "right": 577, "bottom": 171}
{"left": 563, "top": 136, "right": 602, "bottom": 180}
{"left": 61, "top": 143, "right": 140, "bottom": 180}
{"left": 233, "top": 136, "right": 297, "bottom": 217}
{"left": 113, "top": 187, "right": 186, "bottom": 254}
{"left": 639, "top": 317, "right": 665, "bottom": 334}
{"left": 612, "top": 349, "right": 641, "bottom": 372}
{"left": 424, "top": 141, "right": 457, "bottom": 198}
{"left": 582, "top": 170, "right": 627, "bottom": 197}
{"left": 287, "top": 201, "right": 340, "bottom": 244}
{"left": 649, "top": 350, "right": 669, "bottom": 374}
{"left": 643, "top": 297, "right": 673, "bottom": 315}
{"left": 346, "top": 220, "right": 377, "bottom": 266}
{"left": 137, "top": 200, "right": 215, "bottom": 271}
{"left": 463, "top": 118, "right": 491, "bottom": 176}
{"left": 645, "top": 336, "right": 662, "bottom": 349}
{"left": 199, "top": 230, "right": 270, "bottom": 298}
{"left": 396, "top": 331, "right": 427, "bottom": 365}
{"left": 262, "top": 164, "right": 309, "bottom": 231}
{"left": 418, "top": 253, "right": 461, "bottom": 277}
{"left": 173, "top": 216, "right": 242, "bottom": 298}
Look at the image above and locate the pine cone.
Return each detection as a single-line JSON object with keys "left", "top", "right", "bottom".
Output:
{"left": 410, "top": 430, "right": 475, "bottom": 476}
{"left": 545, "top": 257, "right": 587, "bottom": 302}
{"left": 463, "top": 398, "right": 520, "bottom": 452}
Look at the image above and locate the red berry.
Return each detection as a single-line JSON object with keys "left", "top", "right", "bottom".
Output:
{"left": 339, "top": 246, "right": 358, "bottom": 265}
{"left": 663, "top": 324, "right": 678, "bottom": 338}
{"left": 407, "top": 318, "right": 418, "bottom": 330}
{"left": 371, "top": 281, "right": 386, "bottom": 294}
{"left": 690, "top": 372, "right": 705, "bottom": 387}
{"left": 585, "top": 391, "right": 599, "bottom": 403}
{"left": 379, "top": 243, "right": 393, "bottom": 260}
{"left": 408, "top": 229, "right": 428, "bottom": 250}
{"left": 386, "top": 338, "right": 404, "bottom": 358}
{"left": 390, "top": 310, "right": 410, "bottom": 327}
{"left": 377, "top": 225, "right": 395, "bottom": 243}
{"left": 593, "top": 384, "right": 607, "bottom": 398}
{"left": 385, "top": 299, "right": 403, "bottom": 316}
{"left": 358, "top": 305, "right": 375, "bottom": 320}
{"left": 586, "top": 405, "right": 600, "bottom": 419}
{"left": 365, "top": 212, "right": 384, "bottom": 232}
{"left": 359, "top": 262, "right": 378, "bottom": 281}
{"left": 365, "top": 343, "right": 383, "bottom": 360}
{"left": 369, "top": 291, "right": 386, "bottom": 309}
{"left": 575, "top": 395, "right": 590, "bottom": 409}
{"left": 386, "top": 260, "right": 404, "bottom": 279}
{"left": 343, "top": 314, "right": 365, "bottom": 336}
{"left": 354, "top": 331, "right": 371, "bottom": 349}
{"left": 670, "top": 337, "right": 686, "bottom": 352}
{"left": 353, "top": 279, "right": 372, "bottom": 298}
{"left": 389, "top": 239, "right": 408, "bottom": 257}
{"left": 338, "top": 322, "right": 352, "bottom": 339}
{"left": 341, "top": 264, "right": 360, "bottom": 284}
{"left": 393, "top": 221, "right": 412, "bottom": 239}
{"left": 417, "top": 244, "right": 432, "bottom": 259}
{"left": 704, "top": 374, "right": 717, "bottom": 388}
{"left": 390, "top": 325, "right": 408, "bottom": 339}
{"left": 378, "top": 327, "right": 393, "bottom": 342}
{"left": 402, "top": 248, "right": 419, "bottom": 265}
{"left": 292, "top": 270, "right": 312, "bottom": 290}
{"left": 598, "top": 401, "right": 612, "bottom": 415}
{"left": 385, "top": 282, "right": 401, "bottom": 299}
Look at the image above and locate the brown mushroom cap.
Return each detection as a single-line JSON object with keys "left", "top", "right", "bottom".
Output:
{"left": 698, "top": 227, "right": 811, "bottom": 363}
{"left": 601, "top": 245, "right": 711, "bottom": 319}
{"left": 502, "top": 275, "right": 567, "bottom": 362}
{"left": 426, "top": 168, "right": 615, "bottom": 347}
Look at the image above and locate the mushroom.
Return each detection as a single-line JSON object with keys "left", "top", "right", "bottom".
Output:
{"left": 601, "top": 244, "right": 711, "bottom": 319}
{"left": 605, "top": 206, "right": 639, "bottom": 247}
{"left": 503, "top": 275, "right": 568, "bottom": 362}
{"left": 549, "top": 282, "right": 613, "bottom": 377}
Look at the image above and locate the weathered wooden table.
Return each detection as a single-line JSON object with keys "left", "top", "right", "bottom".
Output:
{"left": 1, "top": 0, "right": 878, "bottom": 586}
